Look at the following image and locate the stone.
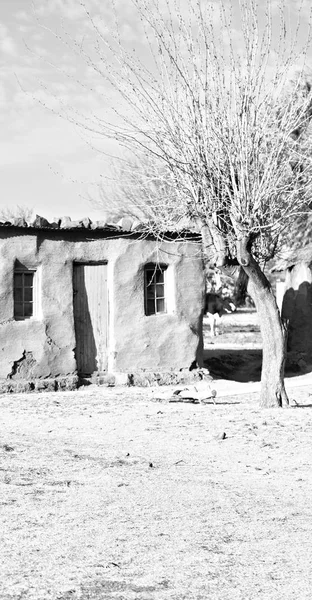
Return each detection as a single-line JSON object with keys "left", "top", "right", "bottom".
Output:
{"left": 80, "top": 217, "right": 91, "bottom": 229}
{"left": 128, "top": 373, "right": 152, "bottom": 387}
{"left": 116, "top": 217, "right": 133, "bottom": 231}
{"left": 60, "top": 216, "right": 72, "bottom": 229}
{"left": 130, "top": 220, "right": 142, "bottom": 231}
{"left": 34, "top": 379, "right": 57, "bottom": 392}
{"left": 31, "top": 215, "right": 51, "bottom": 228}
{"left": 90, "top": 220, "right": 108, "bottom": 230}
{"left": 91, "top": 373, "right": 116, "bottom": 386}
{"left": 55, "top": 375, "right": 79, "bottom": 391}
{"left": 114, "top": 372, "right": 129, "bottom": 386}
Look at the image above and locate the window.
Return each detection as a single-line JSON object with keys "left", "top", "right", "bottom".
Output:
{"left": 144, "top": 264, "right": 167, "bottom": 315}
{"left": 14, "top": 271, "right": 35, "bottom": 320}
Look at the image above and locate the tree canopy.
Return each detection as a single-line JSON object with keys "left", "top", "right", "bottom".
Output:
{"left": 33, "top": 0, "right": 312, "bottom": 262}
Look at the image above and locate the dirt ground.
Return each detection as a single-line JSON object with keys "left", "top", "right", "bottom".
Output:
{"left": 2, "top": 311, "right": 312, "bottom": 600}
{"left": 204, "top": 308, "right": 261, "bottom": 347}
{"left": 2, "top": 382, "right": 312, "bottom": 600}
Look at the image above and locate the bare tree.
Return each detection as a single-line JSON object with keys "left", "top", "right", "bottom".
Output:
{"left": 88, "top": 153, "right": 185, "bottom": 227}
{"left": 233, "top": 268, "right": 250, "bottom": 307}
{"left": 0, "top": 205, "right": 34, "bottom": 222}
{"left": 33, "top": 0, "right": 312, "bottom": 406}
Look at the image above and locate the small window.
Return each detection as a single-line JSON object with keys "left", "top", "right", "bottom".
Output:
{"left": 14, "top": 270, "right": 35, "bottom": 320}
{"left": 144, "top": 264, "right": 167, "bottom": 316}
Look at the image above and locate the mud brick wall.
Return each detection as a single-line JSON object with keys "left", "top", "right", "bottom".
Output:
{"left": 0, "top": 221, "right": 204, "bottom": 381}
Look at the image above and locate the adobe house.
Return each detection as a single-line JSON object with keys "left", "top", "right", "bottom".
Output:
{"left": 273, "top": 244, "right": 312, "bottom": 361}
{"left": 0, "top": 215, "right": 205, "bottom": 390}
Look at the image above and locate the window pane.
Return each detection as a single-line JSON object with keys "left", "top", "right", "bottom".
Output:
{"left": 14, "top": 274, "right": 23, "bottom": 287}
{"left": 24, "top": 274, "right": 34, "bottom": 287}
{"left": 156, "top": 298, "right": 165, "bottom": 313}
{"left": 155, "top": 283, "right": 164, "bottom": 298}
{"left": 146, "top": 299, "right": 155, "bottom": 315}
{"left": 14, "top": 288, "right": 23, "bottom": 302}
{"left": 155, "top": 271, "right": 164, "bottom": 283}
{"left": 144, "top": 264, "right": 167, "bottom": 316}
{"left": 24, "top": 287, "right": 33, "bottom": 302}
{"left": 14, "top": 270, "right": 36, "bottom": 321}
{"left": 14, "top": 303, "right": 24, "bottom": 317}
{"left": 145, "top": 271, "right": 155, "bottom": 286}
{"left": 146, "top": 286, "right": 155, "bottom": 299}
{"left": 24, "top": 303, "right": 33, "bottom": 317}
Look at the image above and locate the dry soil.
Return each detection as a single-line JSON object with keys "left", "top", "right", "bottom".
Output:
{"left": 1, "top": 382, "right": 312, "bottom": 600}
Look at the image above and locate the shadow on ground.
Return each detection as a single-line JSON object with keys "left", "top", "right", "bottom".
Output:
{"left": 203, "top": 348, "right": 312, "bottom": 382}
{"left": 203, "top": 309, "right": 312, "bottom": 382}
{"left": 203, "top": 349, "right": 262, "bottom": 382}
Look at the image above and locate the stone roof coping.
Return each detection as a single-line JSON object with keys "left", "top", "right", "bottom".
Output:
{"left": 0, "top": 214, "right": 199, "bottom": 239}
{"left": 0, "top": 214, "right": 142, "bottom": 233}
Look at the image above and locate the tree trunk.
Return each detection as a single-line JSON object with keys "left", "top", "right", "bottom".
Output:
{"left": 201, "top": 226, "right": 289, "bottom": 408}
{"left": 247, "top": 277, "right": 289, "bottom": 407}
{"left": 233, "top": 267, "right": 249, "bottom": 307}
{"left": 237, "top": 240, "right": 289, "bottom": 408}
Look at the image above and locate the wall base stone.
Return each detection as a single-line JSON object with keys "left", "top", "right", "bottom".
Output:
{"left": 80, "top": 368, "right": 211, "bottom": 388}
{"left": 0, "top": 375, "right": 79, "bottom": 394}
{"left": 0, "top": 369, "right": 211, "bottom": 394}
{"left": 126, "top": 368, "right": 211, "bottom": 387}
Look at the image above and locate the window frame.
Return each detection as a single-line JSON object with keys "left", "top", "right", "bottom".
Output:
{"left": 144, "top": 263, "right": 168, "bottom": 316}
{"left": 13, "top": 269, "right": 36, "bottom": 321}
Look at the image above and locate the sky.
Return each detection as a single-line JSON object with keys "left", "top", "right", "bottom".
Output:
{"left": 0, "top": 0, "right": 311, "bottom": 222}
{"left": 0, "top": 0, "right": 121, "bottom": 221}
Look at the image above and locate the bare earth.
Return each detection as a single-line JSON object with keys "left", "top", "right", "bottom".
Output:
{"left": 1, "top": 382, "right": 312, "bottom": 600}
{"left": 2, "top": 310, "right": 312, "bottom": 600}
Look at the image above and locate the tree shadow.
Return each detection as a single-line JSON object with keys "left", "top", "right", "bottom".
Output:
{"left": 282, "top": 280, "right": 312, "bottom": 349}
{"left": 203, "top": 281, "right": 312, "bottom": 382}
{"left": 204, "top": 348, "right": 312, "bottom": 383}
{"left": 212, "top": 401, "right": 241, "bottom": 405}
{"left": 282, "top": 280, "right": 312, "bottom": 376}
{"left": 203, "top": 349, "right": 262, "bottom": 382}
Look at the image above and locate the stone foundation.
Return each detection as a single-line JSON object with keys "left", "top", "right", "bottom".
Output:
{"left": 0, "top": 375, "right": 79, "bottom": 394}
{"left": 87, "top": 367, "right": 211, "bottom": 388}
{"left": 0, "top": 368, "right": 211, "bottom": 394}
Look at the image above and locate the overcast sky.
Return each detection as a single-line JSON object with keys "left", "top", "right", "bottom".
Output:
{"left": 0, "top": 0, "right": 311, "bottom": 222}
{"left": 0, "top": 0, "right": 120, "bottom": 221}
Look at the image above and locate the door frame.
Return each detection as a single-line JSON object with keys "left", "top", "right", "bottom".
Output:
{"left": 73, "top": 261, "right": 109, "bottom": 376}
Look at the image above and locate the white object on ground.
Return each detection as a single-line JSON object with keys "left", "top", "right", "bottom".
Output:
{"left": 171, "top": 381, "right": 217, "bottom": 403}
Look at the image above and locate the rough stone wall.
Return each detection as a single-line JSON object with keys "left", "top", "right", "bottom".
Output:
{"left": 0, "top": 229, "right": 204, "bottom": 381}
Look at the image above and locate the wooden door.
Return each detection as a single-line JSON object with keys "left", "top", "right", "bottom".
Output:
{"left": 73, "top": 263, "right": 108, "bottom": 376}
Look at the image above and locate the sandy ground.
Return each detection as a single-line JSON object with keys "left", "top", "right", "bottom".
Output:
{"left": 2, "top": 310, "right": 312, "bottom": 600}
{"left": 204, "top": 309, "right": 261, "bottom": 347}
{"left": 1, "top": 381, "right": 312, "bottom": 600}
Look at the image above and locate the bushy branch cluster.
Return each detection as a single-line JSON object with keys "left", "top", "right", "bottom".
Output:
{"left": 33, "top": 0, "right": 312, "bottom": 264}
